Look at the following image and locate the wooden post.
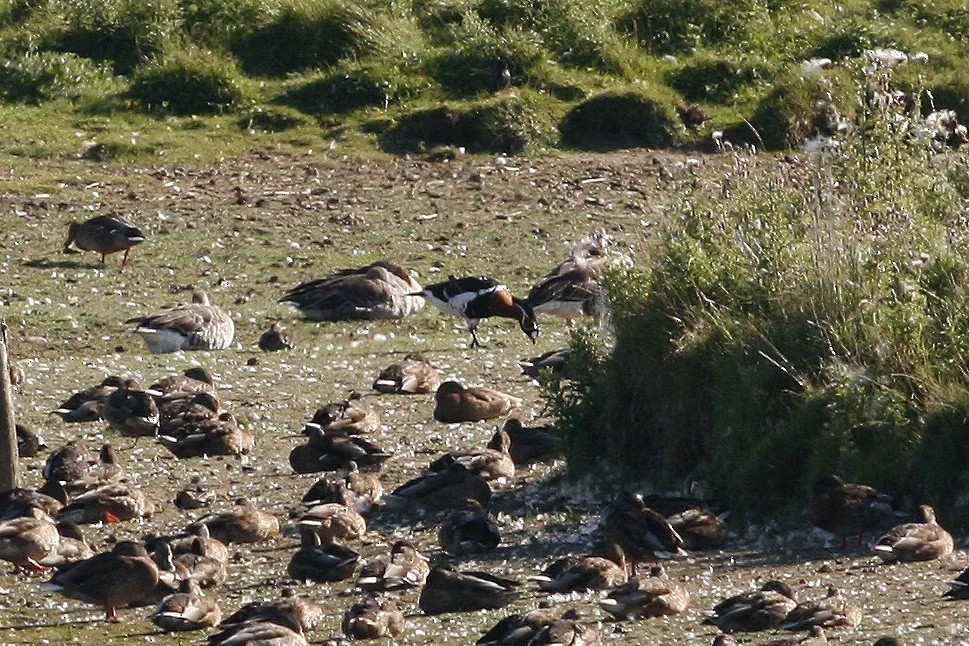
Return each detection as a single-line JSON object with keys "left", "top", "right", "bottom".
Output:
{"left": 0, "top": 319, "right": 19, "bottom": 491}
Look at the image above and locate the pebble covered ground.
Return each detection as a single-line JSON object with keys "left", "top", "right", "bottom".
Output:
{"left": 1, "top": 149, "right": 968, "bottom": 644}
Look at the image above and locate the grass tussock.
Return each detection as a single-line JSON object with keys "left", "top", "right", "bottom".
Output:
{"left": 546, "top": 70, "right": 969, "bottom": 524}
{"left": 0, "top": 0, "right": 967, "bottom": 154}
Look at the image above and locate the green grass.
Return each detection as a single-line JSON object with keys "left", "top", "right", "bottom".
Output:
{"left": 0, "top": 0, "right": 966, "bottom": 156}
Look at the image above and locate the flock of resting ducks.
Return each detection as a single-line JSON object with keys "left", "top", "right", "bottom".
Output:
{"left": 0, "top": 213, "right": 962, "bottom": 644}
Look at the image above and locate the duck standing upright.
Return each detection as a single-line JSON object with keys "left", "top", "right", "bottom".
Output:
{"left": 64, "top": 214, "right": 146, "bottom": 265}
{"left": 415, "top": 276, "right": 538, "bottom": 347}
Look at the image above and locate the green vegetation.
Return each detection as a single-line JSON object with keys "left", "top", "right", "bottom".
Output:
{"left": 547, "top": 79, "right": 969, "bottom": 524}
{"left": 0, "top": 0, "right": 967, "bottom": 157}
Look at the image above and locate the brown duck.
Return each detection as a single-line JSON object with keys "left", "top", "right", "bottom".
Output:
{"left": 418, "top": 566, "right": 520, "bottom": 615}
{"left": 151, "top": 578, "right": 222, "bottom": 632}
{"left": 599, "top": 564, "right": 690, "bottom": 620}
{"left": 57, "top": 482, "right": 154, "bottom": 525}
{"left": 779, "top": 585, "right": 862, "bottom": 631}
{"left": 258, "top": 322, "right": 297, "bottom": 351}
{"left": 43, "top": 540, "right": 159, "bottom": 622}
{"left": 601, "top": 492, "right": 688, "bottom": 575}
{"left": 873, "top": 504, "right": 953, "bottom": 563}
{"left": 491, "top": 418, "right": 562, "bottom": 466}
{"left": 385, "top": 462, "right": 491, "bottom": 512}
{"left": 703, "top": 580, "right": 799, "bottom": 633}
{"left": 64, "top": 214, "right": 145, "bottom": 265}
{"left": 0, "top": 507, "right": 60, "bottom": 573}
{"left": 287, "top": 529, "right": 359, "bottom": 583}
{"left": 433, "top": 380, "right": 521, "bottom": 423}
{"left": 808, "top": 474, "right": 894, "bottom": 548}
{"left": 372, "top": 353, "right": 441, "bottom": 394}
{"left": 531, "top": 540, "right": 627, "bottom": 593}
{"left": 357, "top": 539, "right": 429, "bottom": 591}
{"left": 188, "top": 498, "right": 280, "bottom": 545}
{"left": 439, "top": 498, "right": 501, "bottom": 555}
{"left": 428, "top": 427, "right": 515, "bottom": 481}
{"left": 342, "top": 592, "right": 405, "bottom": 640}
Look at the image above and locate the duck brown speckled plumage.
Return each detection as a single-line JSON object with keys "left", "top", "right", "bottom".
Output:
{"left": 287, "top": 529, "right": 359, "bottom": 584}
{"left": 779, "top": 585, "right": 862, "bottom": 631}
{"left": 43, "top": 540, "right": 160, "bottom": 622}
{"left": 373, "top": 353, "right": 441, "bottom": 394}
{"left": 258, "top": 322, "right": 297, "bottom": 351}
{"left": 357, "top": 539, "right": 429, "bottom": 591}
{"left": 188, "top": 498, "right": 280, "bottom": 545}
{"left": 808, "top": 474, "right": 894, "bottom": 548}
{"left": 428, "top": 427, "right": 515, "bottom": 481}
{"left": 0, "top": 507, "right": 60, "bottom": 573}
{"left": 599, "top": 564, "right": 689, "bottom": 620}
{"left": 439, "top": 498, "right": 501, "bottom": 555}
{"left": 151, "top": 578, "right": 222, "bottom": 632}
{"left": 342, "top": 592, "right": 405, "bottom": 640}
{"left": 385, "top": 462, "right": 491, "bottom": 512}
{"left": 57, "top": 482, "right": 154, "bottom": 525}
{"left": 64, "top": 214, "right": 146, "bottom": 265}
{"left": 873, "top": 504, "right": 953, "bottom": 563}
{"left": 531, "top": 540, "right": 627, "bottom": 593}
{"left": 601, "top": 492, "right": 687, "bottom": 575}
{"left": 703, "top": 580, "right": 799, "bottom": 633}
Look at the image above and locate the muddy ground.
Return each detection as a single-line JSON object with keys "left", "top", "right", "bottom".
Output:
{"left": 0, "top": 148, "right": 967, "bottom": 645}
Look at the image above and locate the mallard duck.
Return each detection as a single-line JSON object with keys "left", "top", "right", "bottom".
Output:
{"left": 151, "top": 578, "right": 222, "bottom": 632}
{"left": 0, "top": 507, "right": 60, "bottom": 573}
{"left": 218, "top": 588, "right": 324, "bottom": 635}
{"left": 188, "top": 498, "right": 280, "bottom": 545}
{"left": 64, "top": 443, "right": 126, "bottom": 493}
{"left": 418, "top": 565, "right": 520, "bottom": 615}
{"left": 64, "top": 214, "right": 146, "bottom": 265}
{"left": 304, "top": 392, "right": 379, "bottom": 436}
{"left": 439, "top": 498, "right": 501, "bottom": 555}
{"left": 433, "top": 380, "right": 521, "bottom": 423}
{"left": 384, "top": 462, "right": 491, "bottom": 512}
{"left": 279, "top": 260, "right": 424, "bottom": 321}
{"left": 808, "top": 474, "right": 895, "bottom": 548}
{"left": 0, "top": 487, "right": 64, "bottom": 521}
{"left": 57, "top": 482, "right": 154, "bottom": 525}
{"left": 258, "top": 322, "right": 297, "bottom": 351}
{"left": 287, "top": 529, "right": 359, "bottom": 583}
{"left": 150, "top": 366, "right": 218, "bottom": 398}
{"left": 373, "top": 353, "right": 441, "bottom": 394}
{"left": 49, "top": 521, "right": 93, "bottom": 566}
{"left": 428, "top": 427, "right": 515, "bottom": 481}
{"left": 342, "top": 592, "right": 405, "bottom": 640}
{"left": 779, "top": 585, "right": 862, "bottom": 631}
{"left": 289, "top": 430, "right": 392, "bottom": 474}
{"left": 492, "top": 418, "right": 562, "bottom": 466}
{"left": 416, "top": 276, "right": 538, "bottom": 347}
{"left": 297, "top": 495, "right": 367, "bottom": 544}
{"left": 768, "top": 626, "right": 828, "bottom": 646}
{"left": 158, "top": 391, "right": 221, "bottom": 434}
{"left": 174, "top": 476, "right": 217, "bottom": 510}
{"left": 43, "top": 540, "right": 160, "bottom": 622}
{"left": 301, "top": 462, "right": 383, "bottom": 514}
{"left": 531, "top": 540, "right": 627, "bottom": 593}
{"left": 158, "top": 411, "right": 254, "bottom": 458}
{"left": 527, "top": 614, "right": 601, "bottom": 646}
{"left": 145, "top": 523, "right": 229, "bottom": 570}
{"left": 102, "top": 381, "right": 160, "bottom": 440}
{"left": 127, "top": 289, "right": 235, "bottom": 353}
{"left": 477, "top": 608, "right": 581, "bottom": 646}
{"left": 519, "top": 348, "right": 573, "bottom": 380}
{"left": 357, "top": 539, "right": 429, "bottom": 591}
{"left": 599, "top": 564, "right": 690, "bottom": 620}
{"left": 16, "top": 424, "right": 45, "bottom": 458}
{"left": 209, "top": 616, "right": 307, "bottom": 646}
{"left": 41, "top": 440, "right": 96, "bottom": 490}
{"left": 639, "top": 495, "right": 729, "bottom": 551}
{"left": 600, "top": 492, "right": 687, "bottom": 575}
{"left": 702, "top": 580, "right": 799, "bottom": 633}
{"left": 874, "top": 504, "right": 953, "bottom": 563}
{"left": 50, "top": 375, "right": 127, "bottom": 423}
